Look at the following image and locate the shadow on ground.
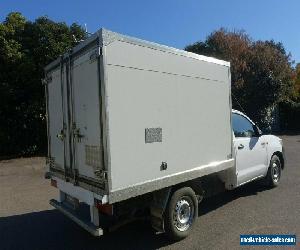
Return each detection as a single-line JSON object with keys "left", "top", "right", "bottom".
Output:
{"left": 199, "top": 181, "right": 272, "bottom": 216}
{"left": 0, "top": 182, "right": 270, "bottom": 250}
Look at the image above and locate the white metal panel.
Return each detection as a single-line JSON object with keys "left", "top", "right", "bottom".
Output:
{"left": 105, "top": 41, "right": 232, "bottom": 192}
{"left": 48, "top": 68, "right": 65, "bottom": 168}
{"left": 234, "top": 136, "right": 268, "bottom": 185}
{"left": 72, "top": 50, "right": 103, "bottom": 178}
{"left": 54, "top": 177, "right": 107, "bottom": 205}
{"left": 106, "top": 40, "right": 228, "bottom": 83}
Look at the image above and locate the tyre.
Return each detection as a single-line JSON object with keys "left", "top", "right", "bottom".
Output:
{"left": 265, "top": 155, "right": 282, "bottom": 187}
{"left": 164, "top": 187, "right": 198, "bottom": 241}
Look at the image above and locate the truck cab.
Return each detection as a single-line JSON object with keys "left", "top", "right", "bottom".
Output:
{"left": 232, "top": 109, "right": 284, "bottom": 187}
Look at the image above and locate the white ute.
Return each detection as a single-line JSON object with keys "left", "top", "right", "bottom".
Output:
{"left": 44, "top": 28, "right": 284, "bottom": 240}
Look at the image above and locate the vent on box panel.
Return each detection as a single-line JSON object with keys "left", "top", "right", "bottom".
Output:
{"left": 85, "top": 145, "right": 102, "bottom": 169}
{"left": 145, "top": 128, "right": 162, "bottom": 143}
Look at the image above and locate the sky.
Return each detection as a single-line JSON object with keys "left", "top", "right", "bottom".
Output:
{"left": 1, "top": 0, "right": 300, "bottom": 63}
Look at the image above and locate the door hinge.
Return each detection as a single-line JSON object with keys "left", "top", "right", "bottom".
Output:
{"left": 73, "top": 168, "right": 79, "bottom": 186}
{"left": 89, "top": 47, "right": 102, "bottom": 62}
{"left": 94, "top": 169, "right": 108, "bottom": 180}
{"left": 42, "top": 76, "right": 52, "bottom": 85}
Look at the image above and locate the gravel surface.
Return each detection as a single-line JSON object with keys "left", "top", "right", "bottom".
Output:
{"left": 0, "top": 157, "right": 57, "bottom": 217}
{"left": 0, "top": 135, "right": 299, "bottom": 250}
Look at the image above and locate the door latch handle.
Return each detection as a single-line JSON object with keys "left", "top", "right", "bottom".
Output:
{"left": 238, "top": 144, "right": 244, "bottom": 150}
{"left": 56, "top": 130, "right": 65, "bottom": 141}
{"left": 73, "top": 128, "right": 84, "bottom": 142}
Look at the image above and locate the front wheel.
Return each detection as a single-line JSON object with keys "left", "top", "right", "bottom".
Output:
{"left": 265, "top": 155, "right": 282, "bottom": 187}
{"left": 164, "top": 187, "right": 198, "bottom": 241}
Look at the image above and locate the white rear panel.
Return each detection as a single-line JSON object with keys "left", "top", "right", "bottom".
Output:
{"left": 72, "top": 49, "right": 104, "bottom": 178}
{"left": 46, "top": 46, "right": 106, "bottom": 193}
{"left": 47, "top": 68, "right": 65, "bottom": 169}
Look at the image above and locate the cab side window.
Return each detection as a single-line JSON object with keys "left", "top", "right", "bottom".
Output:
{"left": 232, "top": 113, "right": 256, "bottom": 137}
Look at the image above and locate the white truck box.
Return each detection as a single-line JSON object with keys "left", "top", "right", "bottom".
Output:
{"left": 44, "top": 28, "right": 234, "bottom": 203}
{"left": 44, "top": 28, "right": 235, "bottom": 236}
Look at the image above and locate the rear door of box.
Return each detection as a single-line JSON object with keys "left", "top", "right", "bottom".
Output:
{"left": 46, "top": 65, "right": 72, "bottom": 175}
{"left": 46, "top": 45, "right": 106, "bottom": 192}
{"left": 71, "top": 47, "right": 106, "bottom": 183}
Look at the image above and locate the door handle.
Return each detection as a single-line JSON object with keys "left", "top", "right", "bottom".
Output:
{"left": 238, "top": 144, "right": 244, "bottom": 150}
{"left": 73, "top": 128, "right": 84, "bottom": 142}
{"left": 56, "top": 130, "right": 65, "bottom": 141}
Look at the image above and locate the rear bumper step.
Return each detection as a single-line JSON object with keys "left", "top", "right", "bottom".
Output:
{"left": 50, "top": 199, "right": 103, "bottom": 237}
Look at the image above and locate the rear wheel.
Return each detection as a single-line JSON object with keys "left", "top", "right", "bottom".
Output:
{"left": 265, "top": 155, "right": 282, "bottom": 187}
{"left": 164, "top": 187, "right": 198, "bottom": 241}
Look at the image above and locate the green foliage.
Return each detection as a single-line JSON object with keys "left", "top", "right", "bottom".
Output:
{"left": 292, "top": 63, "right": 300, "bottom": 100}
{"left": 186, "top": 29, "right": 294, "bottom": 129}
{"left": 279, "top": 63, "right": 300, "bottom": 132}
{"left": 279, "top": 100, "right": 300, "bottom": 131}
{"left": 0, "top": 12, "right": 86, "bottom": 157}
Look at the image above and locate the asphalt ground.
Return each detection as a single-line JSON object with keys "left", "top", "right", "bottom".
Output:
{"left": 0, "top": 135, "right": 299, "bottom": 250}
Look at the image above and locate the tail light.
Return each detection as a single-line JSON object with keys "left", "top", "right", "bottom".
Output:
{"left": 95, "top": 200, "right": 113, "bottom": 216}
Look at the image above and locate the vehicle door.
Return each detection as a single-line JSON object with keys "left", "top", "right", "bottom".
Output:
{"left": 232, "top": 113, "right": 268, "bottom": 185}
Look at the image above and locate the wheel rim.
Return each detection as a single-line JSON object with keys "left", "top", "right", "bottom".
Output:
{"left": 271, "top": 161, "right": 281, "bottom": 183}
{"left": 173, "top": 197, "right": 194, "bottom": 232}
